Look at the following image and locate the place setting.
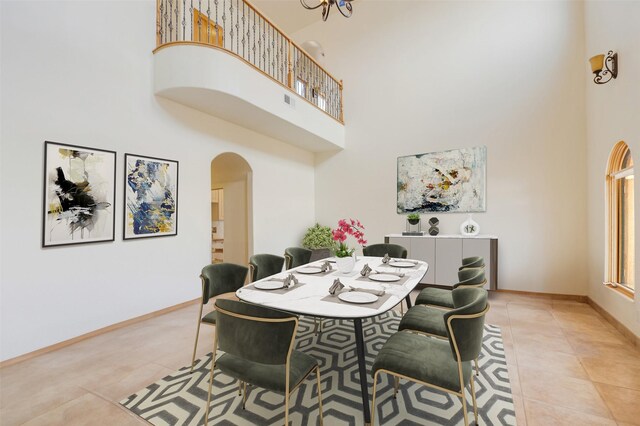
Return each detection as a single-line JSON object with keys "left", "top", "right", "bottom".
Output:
{"left": 247, "top": 273, "right": 306, "bottom": 294}
{"left": 356, "top": 262, "right": 411, "bottom": 285}
{"left": 320, "top": 277, "right": 393, "bottom": 309}
{"left": 294, "top": 260, "right": 335, "bottom": 277}
{"left": 379, "top": 253, "right": 421, "bottom": 269}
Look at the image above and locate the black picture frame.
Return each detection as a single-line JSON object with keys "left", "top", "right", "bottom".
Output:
{"left": 42, "top": 141, "right": 116, "bottom": 247}
{"left": 123, "top": 153, "right": 179, "bottom": 240}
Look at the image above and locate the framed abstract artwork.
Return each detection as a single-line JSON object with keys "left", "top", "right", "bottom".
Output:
{"left": 397, "top": 146, "right": 487, "bottom": 213}
{"left": 42, "top": 141, "right": 116, "bottom": 247}
{"left": 124, "top": 153, "right": 179, "bottom": 239}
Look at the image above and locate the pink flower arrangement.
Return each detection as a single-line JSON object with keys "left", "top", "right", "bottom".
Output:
{"left": 332, "top": 219, "right": 367, "bottom": 257}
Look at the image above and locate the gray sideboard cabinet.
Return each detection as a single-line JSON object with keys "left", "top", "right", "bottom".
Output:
{"left": 385, "top": 234, "right": 498, "bottom": 290}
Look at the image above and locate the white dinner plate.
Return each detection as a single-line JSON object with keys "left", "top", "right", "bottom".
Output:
{"left": 297, "top": 266, "right": 324, "bottom": 274}
{"left": 338, "top": 291, "right": 378, "bottom": 304}
{"left": 388, "top": 260, "right": 417, "bottom": 268}
{"left": 254, "top": 281, "right": 284, "bottom": 290}
{"left": 368, "top": 273, "right": 401, "bottom": 283}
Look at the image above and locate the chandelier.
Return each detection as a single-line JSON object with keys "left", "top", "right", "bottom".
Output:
{"left": 300, "top": 0, "right": 353, "bottom": 21}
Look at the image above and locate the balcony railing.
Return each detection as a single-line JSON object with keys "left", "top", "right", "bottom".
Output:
{"left": 155, "top": 0, "right": 344, "bottom": 123}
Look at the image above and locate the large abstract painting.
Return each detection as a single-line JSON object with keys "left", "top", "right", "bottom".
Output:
{"left": 124, "top": 154, "right": 178, "bottom": 239}
{"left": 397, "top": 146, "right": 486, "bottom": 213}
{"left": 42, "top": 141, "right": 116, "bottom": 247}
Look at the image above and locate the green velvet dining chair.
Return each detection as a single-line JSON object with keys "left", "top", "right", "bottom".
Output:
{"left": 371, "top": 288, "right": 489, "bottom": 426}
{"left": 249, "top": 253, "right": 285, "bottom": 282}
{"left": 191, "top": 263, "right": 248, "bottom": 373}
{"left": 399, "top": 286, "right": 486, "bottom": 375}
{"left": 363, "top": 243, "right": 409, "bottom": 313}
{"left": 284, "top": 247, "right": 313, "bottom": 270}
{"left": 284, "top": 246, "right": 326, "bottom": 335}
{"left": 204, "top": 299, "right": 324, "bottom": 426}
{"left": 459, "top": 256, "right": 485, "bottom": 271}
{"left": 362, "top": 243, "right": 408, "bottom": 259}
{"left": 414, "top": 267, "right": 486, "bottom": 310}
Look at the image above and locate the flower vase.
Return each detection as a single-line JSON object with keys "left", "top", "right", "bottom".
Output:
{"left": 335, "top": 255, "right": 356, "bottom": 273}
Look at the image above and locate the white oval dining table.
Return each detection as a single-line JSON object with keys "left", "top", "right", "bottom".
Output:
{"left": 236, "top": 256, "right": 429, "bottom": 425}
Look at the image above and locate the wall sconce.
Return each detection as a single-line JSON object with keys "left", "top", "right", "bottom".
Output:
{"left": 589, "top": 51, "right": 618, "bottom": 84}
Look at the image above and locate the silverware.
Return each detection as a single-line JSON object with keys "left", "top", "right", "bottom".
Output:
{"left": 373, "top": 270, "right": 405, "bottom": 278}
{"left": 391, "top": 259, "right": 419, "bottom": 265}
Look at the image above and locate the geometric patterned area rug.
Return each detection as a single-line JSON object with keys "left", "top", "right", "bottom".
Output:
{"left": 121, "top": 311, "right": 516, "bottom": 425}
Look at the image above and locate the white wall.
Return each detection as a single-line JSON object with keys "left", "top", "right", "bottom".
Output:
{"left": 0, "top": 0, "right": 315, "bottom": 361}
{"left": 294, "top": 1, "right": 588, "bottom": 295}
{"left": 585, "top": 1, "right": 640, "bottom": 337}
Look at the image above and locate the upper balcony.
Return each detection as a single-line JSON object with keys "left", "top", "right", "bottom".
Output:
{"left": 153, "top": 0, "right": 345, "bottom": 152}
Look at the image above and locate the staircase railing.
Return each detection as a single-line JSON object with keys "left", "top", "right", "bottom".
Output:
{"left": 155, "top": 0, "right": 344, "bottom": 123}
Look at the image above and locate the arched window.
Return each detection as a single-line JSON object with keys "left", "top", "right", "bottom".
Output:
{"left": 606, "top": 141, "right": 634, "bottom": 297}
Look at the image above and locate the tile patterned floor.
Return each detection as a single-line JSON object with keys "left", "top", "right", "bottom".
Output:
{"left": 1, "top": 291, "right": 639, "bottom": 425}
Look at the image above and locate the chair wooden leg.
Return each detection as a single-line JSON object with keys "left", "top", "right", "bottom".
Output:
{"left": 471, "top": 376, "right": 479, "bottom": 424}
{"left": 474, "top": 358, "right": 479, "bottom": 376}
{"left": 238, "top": 381, "right": 242, "bottom": 396}
{"left": 315, "top": 366, "right": 324, "bottom": 426}
{"left": 190, "top": 303, "right": 205, "bottom": 373}
{"left": 284, "top": 393, "right": 289, "bottom": 426}
{"left": 400, "top": 301, "right": 404, "bottom": 316}
{"left": 242, "top": 382, "right": 247, "bottom": 409}
{"left": 204, "top": 336, "right": 217, "bottom": 426}
{"left": 393, "top": 376, "right": 400, "bottom": 398}
{"left": 460, "top": 388, "right": 469, "bottom": 426}
{"left": 371, "top": 371, "right": 380, "bottom": 426}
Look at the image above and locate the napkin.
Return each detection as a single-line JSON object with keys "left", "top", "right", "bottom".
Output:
{"left": 360, "top": 263, "right": 372, "bottom": 277}
{"left": 320, "top": 261, "right": 333, "bottom": 272}
{"left": 283, "top": 273, "right": 299, "bottom": 288}
{"left": 328, "top": 278, "right": 345, "bottom": 295}
{"left": 337, "top": 287, "right": 386, "bottom": 297}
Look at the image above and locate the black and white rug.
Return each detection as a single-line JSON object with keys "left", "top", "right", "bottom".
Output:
{"left": 121, "top": 312, "right": 516, "bottom": 425}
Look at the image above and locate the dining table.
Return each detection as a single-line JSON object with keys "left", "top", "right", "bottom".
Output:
{"left": 236, "top": 255, "right": 429, "bottom": 425}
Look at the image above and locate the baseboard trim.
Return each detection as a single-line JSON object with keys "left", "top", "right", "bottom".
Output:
{"left": 494, "top": 289, "right": 588, "bottom": 302}
{"left": 416, "top": 285, "right": 589, "bottom": 303}
{"left": 0, "top": 298, "right": 199, "bottom": 368}
{"left": 587, "top": 297, "right": 640, "bottom": 348}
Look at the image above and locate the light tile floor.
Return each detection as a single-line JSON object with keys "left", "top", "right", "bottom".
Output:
{"left": 1, "top": 291, "right": 639, "bottom": 425}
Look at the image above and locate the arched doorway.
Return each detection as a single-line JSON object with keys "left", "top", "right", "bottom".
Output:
{"left": 211, "top": 153, "right": 253, "bottom": 267}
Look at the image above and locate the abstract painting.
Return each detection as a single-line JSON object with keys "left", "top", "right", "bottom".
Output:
{"left": 397, "top": 146, "right": 486, "bottom": 213}
{"left": 124, "top": 154, "right": 178, "bottom": 239}
{"left": 42, "top": 141, "right": 116, "bottom": 247}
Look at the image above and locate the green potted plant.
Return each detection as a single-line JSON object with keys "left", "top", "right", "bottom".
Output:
{"left": 302, "top": 224, "right": 337, "bottom": 261}
{"left": 407, "top": 213, "right": 421, "bottom": 225}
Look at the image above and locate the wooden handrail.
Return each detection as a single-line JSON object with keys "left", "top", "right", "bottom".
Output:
{"left": 155, "top": 0, "right": 344, "bottom": 123}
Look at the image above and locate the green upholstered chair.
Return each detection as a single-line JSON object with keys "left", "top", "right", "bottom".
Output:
{"left": 414, "top": 267, "right": 486, "bottom": 310}
{"left": 191, "top": 263, "right": 248, "bottom": 373}
{"left": 362, "top": 243, "right": 408, "bottom": 259}
{"left": 284, "top": 247, "right": 313, "bottom": 270}
{"left": 371, "top": 288, "right": 489, "bottom": 426}
{"left": 399, "top": 286, "right": 486, "bottom": 375}
{"left": 459, "top": 256, "right": 485, "bottom": 271}
{"left": 249, "top": 253, "right": 285, "bottom": 282}
{"left": 363, "top": 243, "right": 409, "bottom": 313}
{"left": 284, "top": 246, "right": 325, "bottom": 335}
{"left": 204, "top": 299, "right": 323, "bottom": 426}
